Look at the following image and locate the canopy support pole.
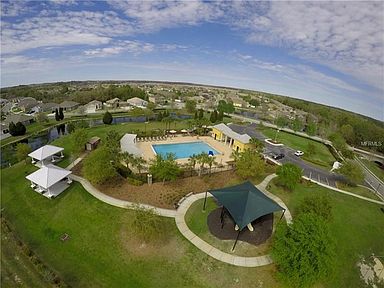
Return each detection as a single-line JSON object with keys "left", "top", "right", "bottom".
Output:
{"left": 232, "top": 230, "right": 241, "bottom": 251}
{"left": 220, "top": 207, "right": 225, "bottom": 229}
{"left": 203, "top": 191, "right": 208, "bottom": 211}
{"left": 279, "top": 209, "right": 286, "bottom": 222}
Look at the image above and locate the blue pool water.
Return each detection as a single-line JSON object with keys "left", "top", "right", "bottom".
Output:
{"left": 152, "top": 141, "right": 219, "bottom": 159}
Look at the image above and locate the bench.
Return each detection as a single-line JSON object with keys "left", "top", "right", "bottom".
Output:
{"left": 174, "top": 192, "right": 194, "bottom": 209}
{"left": 60, "top": 233, "right": 70, "bottom": 242}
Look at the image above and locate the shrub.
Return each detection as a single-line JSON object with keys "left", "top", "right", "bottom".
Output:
{"left": 103, "top": 111, "right": 113, "bottom": 125}
{"left": 130, "top": 205, "right": 167, "bottom": 242}
{"left": 276, "top": 163, "right": 302, "bottom": 191}
{"left": 127, "top": 177, "right": 143, "bottom": 186}
{"left": 296, "top": 194, "right": 332, "bottom": 222}
{"left": 272, "top": 213, "right": 335, "bottom": 287}
{"left": 338, "top": 160, "right": 364, "bottom": 186}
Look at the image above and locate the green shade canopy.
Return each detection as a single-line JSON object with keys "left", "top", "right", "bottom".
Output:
{"left": 209, "top": 181, "right": 284, "bottom": 230}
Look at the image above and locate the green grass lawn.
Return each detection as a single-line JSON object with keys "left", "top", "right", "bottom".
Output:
{"left": 336, "top": 183, "right": 382, "bottom": 201}
{"left": 362, "top": 159, "right": 384, "bottom": 182}
{"left": 1, "top": 162, "right": 280, "bottom": 288}
{"left": 185, "top": 198, "right": 278, "bottom": 257}
{"left": 261, "top": 128, "right": 336, "bottom": 169}
{"left": 267, "top": 179, "right": 384, "bottom": 288}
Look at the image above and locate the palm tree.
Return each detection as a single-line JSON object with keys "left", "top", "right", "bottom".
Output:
{"left": 206, "top": 156, "right": 217, "bottom": 175}
{"left": 197, "top": 152, "right": 210, "bottom": 176}
{"left": 132, "top": 156, "right": 147, "bottom": 175}
{"left": 249, "top": 137, "right": 264, "bottom": 153}
{"left": 120, "top": 152, "right": 134, "bottom": 172}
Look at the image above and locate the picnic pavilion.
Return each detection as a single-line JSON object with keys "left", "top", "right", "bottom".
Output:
{"left": 26, "top": 164, "right": 72, "bottom": 199}
{"left": 28, "top": 144, "right": 64, "bottom": 165}
{"left": 205, "top": 181, "right": 285, "bottom": 250}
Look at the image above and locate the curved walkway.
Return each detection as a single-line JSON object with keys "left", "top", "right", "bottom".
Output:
{"left": 174, "top": 174, "right": 292, "bottom": 267}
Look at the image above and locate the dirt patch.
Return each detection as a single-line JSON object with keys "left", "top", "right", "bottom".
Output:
{"left": 119, "top": 227, "right": 186, "bottom": 260}
{"left": 97, "top": 171, "right": 244, "bottom": 209}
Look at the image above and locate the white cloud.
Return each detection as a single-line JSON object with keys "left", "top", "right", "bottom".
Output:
{"left": 0, "top": 0, "right": 32, "bottom": 17}
{"left": 84, "top": 40, "right": 155, "bottom": 57}
{"left": 1, "top": 10, "right": 133, "bottom": 54}
{"left": 230, "top": 1, "right": 384, "bottom": 91}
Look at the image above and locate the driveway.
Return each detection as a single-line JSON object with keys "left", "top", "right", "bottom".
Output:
{"left": 228, "top": 123, "right": 345, "bottom": 188}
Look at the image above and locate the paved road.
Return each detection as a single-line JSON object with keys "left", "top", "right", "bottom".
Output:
{"left": 228, "top": 123, "right": 346, "bottom": 188}
{"left": 355, "top": 157, "right": 384, "bottom": 200}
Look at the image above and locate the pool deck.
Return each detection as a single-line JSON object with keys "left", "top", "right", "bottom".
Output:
{"left": 136, "top": 135, "right": 234, "bottom": 165}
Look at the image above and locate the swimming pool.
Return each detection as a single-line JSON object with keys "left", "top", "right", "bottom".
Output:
{"left": 152, "top": 141, "right": 219, "bottom": 159}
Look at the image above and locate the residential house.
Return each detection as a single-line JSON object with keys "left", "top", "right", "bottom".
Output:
{"left": 4, "top": 113, "right": 34, "bottom": 126}
{"left": 126, "top": 97, "right": 148, "bottom": 108}
{"left": 84, "top": 100, "right": 103, "bottom": 113}
{"left": 17, "top": 98, "right": 38, "bottom": 112}
{"left": 60, "top": 101, "right": 80, "bottom": 111}
{"left": 33, "top": 103, "right": 59, "bottom": 113}
{"left": 105, "top": 98, "right": 121, "bottom": 109}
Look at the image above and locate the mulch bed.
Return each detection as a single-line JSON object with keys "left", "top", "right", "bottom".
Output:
{"left": 207, "top": 208, "right": 273, "bottom": 246}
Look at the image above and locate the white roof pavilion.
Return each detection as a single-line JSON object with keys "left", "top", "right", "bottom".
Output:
{"left": 26, "top": 164, "right": 72, "bottom": 198}
{"left": 120, "top": 134, "right": 143, "bottom": 157}
{"left": 26, "top": 164, "right": 71, "bottom": 189}
{"left": 28, "top": 145, "right": 64, "bottom": 161}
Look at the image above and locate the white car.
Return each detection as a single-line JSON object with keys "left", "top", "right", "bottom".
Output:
{"left": 294, "top": 150, "right": 304, "bottom": 156}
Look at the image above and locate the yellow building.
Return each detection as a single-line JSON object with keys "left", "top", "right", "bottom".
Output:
{"left": 211, "top": 123, "right": 252, "bottom": 152}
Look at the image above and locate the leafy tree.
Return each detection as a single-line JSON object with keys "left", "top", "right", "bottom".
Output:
{"left": 70, "top": 128, "right": 88, "bottom": 155}
{"left": 306, "top": 121, "right": 317, "bottom": 136}
{"left": 147, "top": 101, "right": 156, "bottom": 111}
{"left": 198, "top": 109, "right": 204, "bottom": 119}
{"left": 272, "top": 213, "right": 335, "bottom": 288}
{"left": 291, "top": 116, "right": 302, "bottom": 132}
{"left": 218, "top": 110, "right": 224, "bottom": 121}
{"left": 82, "top": 147, "right": 116, "bottom": 185}
{"left": 340, "top": 124, "right": 355, "bottom": 144}
{"left": 105, "top": 130, "right": 121, "bottom": 156}
{"left": 194, "top": 111, "right": 198, "bottom": 119}
{"left": 103, "top": 111, "right": 113, "bottom": 125}
{"left": 296, "top": 195, "right": 332, "bottom": 222}
{"left": 209, "top": 110, "right": 217, "bottom": 123}
{"left": 276, "top": 163, "right": 302, "bottom": 191}
{"left": 306, "top": 142, "right": 316, "bottom": 155}
{"left": 8, "top": 122, "right": 16, "bottom": 136}
{"left": 275, "top": 116, "right": 289, "bottom": 128}
{"left": 55, "top": 108, "right": 60, "bottom": 121}
{"left": 185, "top": 100, "right": 197, "bottom": 113}
{"left": 149, "top": 153, "right": 181, "bottom": 184}
{"left": 248, "top": 98, "right": 260, "bottom": 107}
{"left": 16, "top": 143, "right": 31, "bottom": 163}
{"left": 338, "top": 160, "right": 364, "bottom": 186}
{"left": 217, "top": 100, "right": 234, "bottom": 113}
{"left": 119, "top": 152, "right": 134, "bottom": 174}
{"left": 58, "top": 107, "right": 64, "bottom": 120}
{"left": 13, "top": 122, "right": 26, "bottom": 136}
{"left": 157, "top": 111, "right": 163, "bottom": 121}
{"left": 234, "top": 149, "right": 265, "bottom": 179}
{"left": 36, "top": 112, "right": 48, "bottom": 123}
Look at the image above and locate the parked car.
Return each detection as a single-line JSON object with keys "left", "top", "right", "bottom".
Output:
{"left": 272, "top": 153, "right": 285, "bottom": 160}
{"left": 294, "top": 150, "right": 304, "bottom": 156}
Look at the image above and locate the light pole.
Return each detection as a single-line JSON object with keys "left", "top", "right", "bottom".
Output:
{"left": 274, "top": 129, "right": 280, "bottom": 142}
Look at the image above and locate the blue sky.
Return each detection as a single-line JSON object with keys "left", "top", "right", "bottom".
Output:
{"left": 1, "top": 1, "right": 383, "bottom": 120}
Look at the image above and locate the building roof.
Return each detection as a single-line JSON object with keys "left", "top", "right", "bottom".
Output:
{"left": 28, "top": 145, "right": 64, "bottom": 161}
{"left": 26, "top": 164, "right": 71, "bottom": 189}
{"left": 120, "top": 134, "right": 143, "bottom": 156}
{"left": 85, "top": 100, "right": 102, "bottom": 106}
{"left": 18, "top": 98, "right": 38, "bottom": 109}
{"left": 209, "top": 181, "right": 284, "bottom": 230}
{"left": 127, "top": 97, "right": 148, "bottom": 106}
{"left": 38, "top": 102, "right": 59, "bottom": 111}
{"left": 4, "top": 113, "right": 34, "bottom": 125}
{"left": 87, "top": 136, "right": 101, "bottom": 145}
{"left": 106, "top": 98, "right": 120, "bottom": 104}
{"left": 60, "top": 101, "right": 79, "bottom": 108}
{"left": 212, "top": 123, "right": 251, "bottom": 144}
